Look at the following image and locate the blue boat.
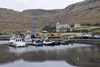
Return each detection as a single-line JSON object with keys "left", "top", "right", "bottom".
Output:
{"left": 33, "top": 39, "right": 43, "bottom": 46}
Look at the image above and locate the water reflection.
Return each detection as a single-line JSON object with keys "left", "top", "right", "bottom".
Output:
{"left": 0, "top": 43, "right": 100, "bottom": 67}
{"left": 9, "top": 43, "right": 91, "bottom": 56}
{"left": 0, "top": 60, "right": 76, "bottom": 67}
{"left": 0, "top": 41, "right": 8, "bottom": 45}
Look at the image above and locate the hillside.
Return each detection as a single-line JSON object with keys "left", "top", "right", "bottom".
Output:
{"left": 0, "top": 0, "right": 100, "bottom": 34}
{"left": 56, "top": 0, "right": 100, "bottom": 25}
{"left": 22, "top": 9, "right": 63, "bottom": 16}
{"left": 0, "top": 8, "right": 56, "bottom": 33}
{"left": 0, "top": 8, "right": 34, "bottom": 33}
{"left": 22, "top": 0, "right": 100, "bottom": 27}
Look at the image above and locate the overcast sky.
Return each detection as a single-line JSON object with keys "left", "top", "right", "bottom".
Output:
{"left": 0, "top": 0, "right": 84, "bottom": 12}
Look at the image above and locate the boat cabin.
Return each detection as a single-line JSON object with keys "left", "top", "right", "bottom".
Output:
{"left": 10, "top": 36, "right": 16, "bottom": 40}
{"left": 15, "top": 38, "right": 23, "bottom": 42}
{"left": 48, "top": 34, "right": 62, "bottom": 41}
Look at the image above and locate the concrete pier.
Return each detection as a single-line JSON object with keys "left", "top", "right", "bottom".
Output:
{"left": 73, "top": 39, "right": 100, "bottom": 45}
{"left": 0, "top": 36, "right": 11, "bottom": 40}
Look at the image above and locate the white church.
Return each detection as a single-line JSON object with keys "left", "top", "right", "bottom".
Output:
{"left": 56, "top": 22, "right": 72, "bottom": 32}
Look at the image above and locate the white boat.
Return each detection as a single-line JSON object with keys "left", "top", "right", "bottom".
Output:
{"left": 33, "top": 39, "right": 43, "bottom": 46}
{"left": 43, "top": 38, "right": 55, "bottom": 46}
{"left": 8, "top": 36, "right": 26, "bottom": 47}
{"left": 8, "top": 36, "right": 16, "bottom": 46}
{"left": 14, "top": 38, "right": 26, "bottom": 47}
{"left": 24, "top": 34, "right": 33, "bottom": 45}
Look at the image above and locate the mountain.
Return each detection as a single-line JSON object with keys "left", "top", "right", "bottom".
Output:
{"left": 22, "top": 0, "right": 100, "bottom": 26}
{"left": 56, "top": 0, "right": 100, "bottom": 25}
{"left": 22, "top": 9, "right": 63, "bottom": 16}
{"left": 0, "top": 0, "right": 100, "bottom": 33}
{"left": 0, "top": 8, "right": 57, "bottom": 33}
{"left": 0, "top": 8, "right": 34, "bottom": 33}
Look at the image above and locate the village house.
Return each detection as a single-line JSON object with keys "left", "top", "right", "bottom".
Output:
{"left": 74, "top": 23, "right": 81, "bottom": 27}
{"left": 56, "top": 22, "right": 72, "bottom": 32}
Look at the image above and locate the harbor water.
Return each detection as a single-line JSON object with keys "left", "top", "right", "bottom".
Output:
{"left": 0, "top": 41, "right": 100, "bottom": 67}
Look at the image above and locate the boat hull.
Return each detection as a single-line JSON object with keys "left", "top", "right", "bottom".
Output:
{"left": 43, "top": 41, "right": 55, "bottom": 46}
{"left": 8, "top": 40, "right": 15, "bottom": 46}
{"left": 15, "top": 42, "right": 26, "bottom": 47}
{"left": 34, "top": 43, "right": 43, "bottom": 46}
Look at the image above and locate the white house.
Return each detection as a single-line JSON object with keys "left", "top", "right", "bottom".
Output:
{"left": 56, "top": 22, "right": 72, "bottom": 32}
{"left": 74, "top": 23, "right": 81, "bottom": 28}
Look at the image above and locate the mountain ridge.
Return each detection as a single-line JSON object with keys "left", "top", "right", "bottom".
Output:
{"left": 0, "top": 0, "right": 100, "bottom": 33}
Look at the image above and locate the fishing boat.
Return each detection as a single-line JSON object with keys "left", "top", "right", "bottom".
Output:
{"left": 8, "top": 36, "right": 16, "bottom": 46}
{"left": 33, "top": 39, "right": 43, "bottom": 46}
{"left": 14, "top": 38, "right": 26, "bottom": 47}
{"left": 43, "top": 38, "right": 55, "bottom": 46}
{"left": 8, "top": 36, "right": 26, "bottom": 47}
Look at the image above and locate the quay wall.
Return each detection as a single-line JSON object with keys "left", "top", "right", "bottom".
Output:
{"left": 0, "top": 37, "right": 11, "bottom": 40}
{"left": 0, "top": 36, "right": 100, "bottom": 45}
{"left": 73, "top": 39, "right": 100, "bottom": 45}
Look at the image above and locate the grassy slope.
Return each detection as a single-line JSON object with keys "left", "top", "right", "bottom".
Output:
{"left": 41, "top": 33, "right": 77, "bottom": 37}
{"left": 72, "top": 26, "right": 100, "bottom": 30}
{"left": 0, "top": 0, "right": 100, "bottom": 35}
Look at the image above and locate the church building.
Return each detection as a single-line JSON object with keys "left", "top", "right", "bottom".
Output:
{"left": 56, "top": 22, "right": 72, "bottom": 32}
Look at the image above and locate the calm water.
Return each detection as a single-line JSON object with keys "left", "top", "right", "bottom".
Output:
{"left": 0, "top": 41, "right": 100, "bottom": 67}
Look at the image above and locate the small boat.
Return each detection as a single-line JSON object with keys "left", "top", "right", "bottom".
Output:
{"left": 43, "top": 38, "right": 55, "bottom": 46}
{"left": 14, "top": 38, "right": 26, "bottom": 47}
{"left": 8, "top": 36, "right": 26, "bottom": 47}
{"left": 54, "top": 41, "right": 60, "bottom": 45}
{"left": 8, "top": 36, "right": 16, "bottom": 46}
{"left": 33, "top": 39, "right": 43, "bottom": 46}
{"left": 24, "top": 34, "right": 33, "bottom": 45}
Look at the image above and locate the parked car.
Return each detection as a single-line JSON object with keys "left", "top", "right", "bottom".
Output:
{"left": 89, "top": 35, "right": 100, "bottom": 39}
{"left": 77, "top": 33, "right": 92, "bottom": 39}
{"left": 80, "top": 33, "right": 91, "bottom": 39}
{"left": 93, "top": 35, "right": 100, "bottom": 39}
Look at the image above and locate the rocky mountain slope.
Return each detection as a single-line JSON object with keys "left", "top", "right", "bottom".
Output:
{"left": 0, "top": 8, "right": 34, "bottom": 33}
{"left": 22, "top": 0, "right": 100, "bottom": 26}
{"left": 22, "top": 9, "right": 63, "bottom": 16}
{"left": 56, "top": 0, "right": 100, "bottom": 25}
{"left": 0, "top": 0, "right": 100, "bottom": 33}
{"left": 0, "top": 8, "right": 56, "bottom": 33}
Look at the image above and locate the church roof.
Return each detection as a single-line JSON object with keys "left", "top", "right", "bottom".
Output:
{"left": 57, "top": 24, "right": 71, "bottom": 28}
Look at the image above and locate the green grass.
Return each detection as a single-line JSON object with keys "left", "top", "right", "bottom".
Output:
{"left": 41, "top": 33, "right": 77, "bottom": 37}
{"left": 92, "top": 29, "right": 100, "bottom": 32}
{"left": 72, "top": 26, "right": 100, "bottom": 30}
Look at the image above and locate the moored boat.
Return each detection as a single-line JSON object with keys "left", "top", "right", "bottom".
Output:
{"left": 8, "top": 36, "right": 16, "bottom": 46}
{"left": 8, "top": 36, "right": 26, "bottom": 47}
{"left": 33, "top": 39, "right": 43, "bottom": 46}
{"left": 14, "top": 38, "right": 26, "bottom": 47}
{"left": 24, "top": 34, "right": 33, "bottom": 45}
{"left": 43, "top": 38, "right": 55, "bottom": 46}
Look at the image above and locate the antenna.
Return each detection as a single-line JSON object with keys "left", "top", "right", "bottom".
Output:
{"left": 32, "top": 18, "right": 37, "bottom": 32}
